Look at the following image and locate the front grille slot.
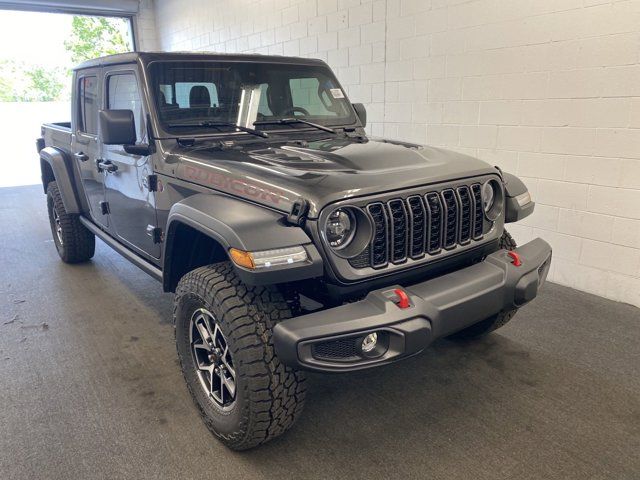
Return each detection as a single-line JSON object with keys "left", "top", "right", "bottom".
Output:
{"left": 441, "top": 189, "right": 458, "bottom": 249}
{"left": 456, "top": 186, "right": 472, "bottom": 245}
{"left": 388, "top": 199, "right": 408, "bottom": 263}
{"left": 407, "top": 196, "right": 427, "bottom": 259}
{"left": 425, "top": 193, "right": 443, "bottom": 254}
{"left": 471, "top": 184, "right": 484, "bottom": 240}
{"left": 367, "top": 203, "right": 388, "bottom": 268}
{"left": 347, "top": 180, "right": 493, "bottom": 270}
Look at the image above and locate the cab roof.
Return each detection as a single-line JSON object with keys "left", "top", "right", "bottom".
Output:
{"left": 73, "top": 51, "right": 327, "bottom": 71}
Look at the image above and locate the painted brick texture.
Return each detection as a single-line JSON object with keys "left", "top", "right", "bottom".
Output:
{"left": 149, "top": 0, "right": 640, "bottom": 307}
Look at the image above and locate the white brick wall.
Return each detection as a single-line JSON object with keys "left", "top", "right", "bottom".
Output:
{"left": 135, "top": 0, "right": 159, "bottom": 51}
{"left": 149, "top": 0, "right": 640, "bottom": 307}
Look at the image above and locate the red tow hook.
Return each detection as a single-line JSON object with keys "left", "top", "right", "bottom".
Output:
{"left": 507, "top": 250, "right": 522, "bottom": 267}
{"left": 393, "top": 289, "right": 411, "bottom": 309}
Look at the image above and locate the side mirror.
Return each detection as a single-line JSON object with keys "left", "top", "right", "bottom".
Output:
{"left": 99, "top": 109, "right": 136, "bottom": 145}
{"left": 352, "top": 103, "right": 367, "bottom": 128}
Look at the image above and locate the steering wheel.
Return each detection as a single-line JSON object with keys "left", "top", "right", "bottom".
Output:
{"left": 282, "top": 107, "right": 310, "bottom": 117}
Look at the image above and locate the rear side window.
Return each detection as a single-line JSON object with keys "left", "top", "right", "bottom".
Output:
{"left": 78, "top": 76, "right": 98, "bottom": 135}
{"left": 107, "top": 73, "right": 143, "bottom": 142}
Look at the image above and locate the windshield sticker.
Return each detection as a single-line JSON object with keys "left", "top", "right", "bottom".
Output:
{"left": 330, "top": 88, "right": 345, "bottom": 99}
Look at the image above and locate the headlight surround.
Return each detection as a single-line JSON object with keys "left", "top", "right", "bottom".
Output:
{"left": 482, "top": 179, "right": 504, "bottom": 221}
{"left": 322, "top": 206, "right": 373, "bottom": 259}
{"left": 325, "top": 207, "right": 357, "bottom": 250}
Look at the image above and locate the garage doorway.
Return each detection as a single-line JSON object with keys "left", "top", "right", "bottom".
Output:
{"left": 0, "top": 7, "right": 135, "bottom": 187}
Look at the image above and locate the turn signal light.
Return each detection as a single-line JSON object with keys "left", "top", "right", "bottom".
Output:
{"left": 229, "top": 246, "right": 308, "bottom": 270}
{"left": 229, "top": 248, "right": 255, "bottom": 269}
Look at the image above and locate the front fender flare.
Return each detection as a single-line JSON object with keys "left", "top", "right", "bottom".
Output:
{"left": 40, "top": 147, "right": 81, "bottom": 214}
{"left": 164, "top": 194, "right": 323, "bottom": 286}
{"left": 502, "top": 172, "right": 535, "bottom": 223}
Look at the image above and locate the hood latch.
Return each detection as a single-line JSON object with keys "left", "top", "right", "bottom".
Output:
{"left": 287, "top": 198, "right": 310, "bottom": 226}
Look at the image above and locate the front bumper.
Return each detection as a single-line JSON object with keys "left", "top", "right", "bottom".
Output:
{"left": 273, "top": 238, "right": 552, "bottom": 372}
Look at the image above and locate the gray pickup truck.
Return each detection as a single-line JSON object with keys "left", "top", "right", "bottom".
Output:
{"left": 38, "top": 51, "right": 551, "bottom": 450}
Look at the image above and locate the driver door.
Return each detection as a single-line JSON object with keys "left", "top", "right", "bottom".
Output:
{"left": 102, "top": 67, "right": 161, "bottom": 259}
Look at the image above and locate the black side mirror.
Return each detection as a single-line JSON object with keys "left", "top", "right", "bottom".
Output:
{"left": 99, "top": 109, "right": 136, "bottom": 145}
{"left": 352, "top": 103, "right": 367, "bottom": 128}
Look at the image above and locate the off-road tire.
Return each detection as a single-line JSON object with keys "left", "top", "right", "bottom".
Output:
{"left": 46, "top": 181, "right": 95, "bottom": 263}
{"left": 448, "top": 230, "right": 518, "bottom": 340}
{"left": 174, "top": 262, "right": 306, "bottom": 450}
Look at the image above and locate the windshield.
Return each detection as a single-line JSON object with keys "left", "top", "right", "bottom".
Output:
{"left": 148, "top": 61, "right": 356, "bottom": 135}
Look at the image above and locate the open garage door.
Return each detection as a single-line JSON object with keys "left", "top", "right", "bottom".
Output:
{"left": 0, "top": 2, "right": 139, "bottom": 187}
{"left": 0, "top": 0, "right": 138, "bottom": 16}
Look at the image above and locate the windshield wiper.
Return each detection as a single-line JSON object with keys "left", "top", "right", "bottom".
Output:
{"left": 254, "top": 118, "right": 337, "bottom": 134}
{"left": 167, "top": 121, "right": 269, "bottom": 138}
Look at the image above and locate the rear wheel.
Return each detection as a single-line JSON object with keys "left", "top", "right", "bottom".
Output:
{"left": 174, "top": 262, "right": 306, "bottom": 450}
{"left": 46, "top": 181, "right": 95, "bottom": 263}
{"left": 449, "top": 230, "right": 518, "bottom": 340}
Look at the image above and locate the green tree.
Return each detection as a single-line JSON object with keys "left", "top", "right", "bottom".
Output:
{"left": 0, "top": 61, "right": 17, "bottom": 101}
{"left": 24, "top": 66, "right": 65, "bottom": 101}
{"left": 64, "top": 16, "right": 131, "bottom": 64}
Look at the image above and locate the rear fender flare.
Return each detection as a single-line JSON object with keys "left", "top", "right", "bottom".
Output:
{"left": 40, "top": 147, "right": 81, "bottom": 214}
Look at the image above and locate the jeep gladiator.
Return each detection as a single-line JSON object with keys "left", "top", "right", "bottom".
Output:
{"left": 37, "top": 52, "right": 552, "bottom": 450}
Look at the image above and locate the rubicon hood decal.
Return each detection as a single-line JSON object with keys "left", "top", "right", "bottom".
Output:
{"left": 173, "top": 137, "right": 498, "bottom": 218}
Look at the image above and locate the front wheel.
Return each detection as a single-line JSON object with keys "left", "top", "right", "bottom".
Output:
{"left": 173, "top": 262, "right": 306, "bottom": 450}
{"left": 448, "top": 230, "right": 518, "bottom": 340}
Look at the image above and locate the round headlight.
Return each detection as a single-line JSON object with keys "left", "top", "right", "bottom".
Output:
{"left": 482, "top": 179, "right": 504, "bottom": 221}
{"left": 325, "top": 208, "right": 357, "bottom": 249}
{"left": 482, "top": 181, "right": 496, "bottom": 213}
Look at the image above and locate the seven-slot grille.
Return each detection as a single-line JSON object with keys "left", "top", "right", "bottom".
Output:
{"left": 351, "top": 184, "right": 486, "bottom": 269}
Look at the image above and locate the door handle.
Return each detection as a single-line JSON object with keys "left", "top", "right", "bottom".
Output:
{"left": 74, "top": 152, "right": 89, "bottom": 162}
{"left": 96, "top": 159, "right": 118, "bottom": 173}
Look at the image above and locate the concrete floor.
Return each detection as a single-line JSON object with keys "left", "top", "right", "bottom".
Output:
{"left": 1, "top": 184, "right": 639, "bottom": 480}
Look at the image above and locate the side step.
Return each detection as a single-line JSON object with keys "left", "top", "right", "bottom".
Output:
{"left": 79, "top": 216, "right": 163, "bottom": 282}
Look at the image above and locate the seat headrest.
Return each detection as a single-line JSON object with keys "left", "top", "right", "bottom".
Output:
{"left": 158, "top": 90, "right": 168, "bottom": 106}
{"left": 189, "top": 86, "right": 211, "bottom": 108}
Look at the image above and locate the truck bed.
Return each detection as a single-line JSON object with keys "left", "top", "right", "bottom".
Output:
{"left": 41, "top": 122, "right": 72, "bottom": 150}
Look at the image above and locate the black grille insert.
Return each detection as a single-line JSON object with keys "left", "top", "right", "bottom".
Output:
{"left": 407, "top": 196, "right": 427, "bottom": 259}
{"left": 425, "top": 192, "right": 443, "bottom": 254}
{"left": 456, "top": 186, "right": 472, "bottom": 244}
{"left": 441, "top": 189, "right": 458, "bottom": 249}
{"left": 388, "top": 199, "right": 408, "bottom": 263}
{"left": 367, "top": 203, "right": 388, "bottom": 268}
{"left": 313, "top": 338, "right": 359, "bottom": 361}
{"left": 471, "top": 183, "right": 484, "bottom": 240}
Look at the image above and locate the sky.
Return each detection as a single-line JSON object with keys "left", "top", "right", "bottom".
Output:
{"left": 0, "top": 10, "right": 74, "bottom": 68}
{"left": 0, "top": 9, "right": 133, "bottom": 69}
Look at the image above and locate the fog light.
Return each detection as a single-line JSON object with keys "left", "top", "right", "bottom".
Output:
{"left": 361, "top": 332, "right": 378, "bottom": 353}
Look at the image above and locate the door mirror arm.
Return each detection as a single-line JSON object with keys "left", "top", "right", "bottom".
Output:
{"left": 123, "top": 143, "right": 153, "bottom": 156}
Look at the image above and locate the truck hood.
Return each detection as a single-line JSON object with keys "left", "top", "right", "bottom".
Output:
{"left": 171, "top": 136, "right": 498, "bottom": 218}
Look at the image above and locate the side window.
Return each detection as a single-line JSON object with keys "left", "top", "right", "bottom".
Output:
{"left": 78, "top": 76, "right": 98, "bottom": 135}
{"left": 107, "top": 73, "right": 143, "bottom": 142}
{"left": 289, "top": 77, "right": 338, "bottom": 117}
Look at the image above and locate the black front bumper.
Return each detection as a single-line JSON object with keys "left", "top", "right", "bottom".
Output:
{"left": 273, "top": 238, "right": 552, "bottom": 372}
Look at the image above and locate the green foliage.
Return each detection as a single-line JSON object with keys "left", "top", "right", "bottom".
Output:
{"left": 24, "top": 66, "right": 65, "bottom": 101}
{"left": 64, "top": 16, "right": 130, "bottom": 64}
{"left": 0, "top": 15, "right": 131, "bottom": 102}
{"left": 0, "top": 60, "right": 66, "bottom": 102}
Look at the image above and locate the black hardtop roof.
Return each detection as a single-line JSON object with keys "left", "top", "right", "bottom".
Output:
{"left": 73, "top": 51, "right": 327, "bottom": 71}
